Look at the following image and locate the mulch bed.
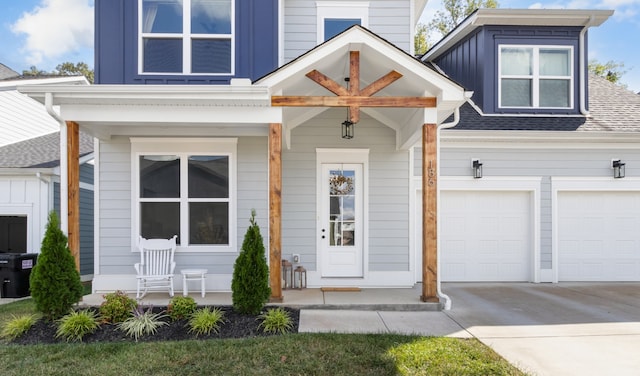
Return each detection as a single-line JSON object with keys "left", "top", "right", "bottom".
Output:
{"left": 10, "top": 306, "right": 299, "bottom": 345}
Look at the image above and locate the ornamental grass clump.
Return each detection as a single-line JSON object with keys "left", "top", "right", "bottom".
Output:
{"left": 118, "top": 305, "right": 168, "bottom": 341}
{"left": 56, "top": 309, "right": 100, "bottom": 342}
{"left": 29, "top": 211, "right": 83, "bottom": 320}
{"left": 1, "top": 314, "right": 38, "bottom": 341}
{"left": 231, "top": 210, "right": 271, "bottom": 315}
{"left": 99, "top": 290, "right": 137, "bottom": 323}
{"left": 188, "top": 307, "right": 226, "bottom": 336}
{"left": 167, "top": 296, "right": 197, "bottom": 321}
{"left": 258, "top": 307, "right": 294, "bottom": 334}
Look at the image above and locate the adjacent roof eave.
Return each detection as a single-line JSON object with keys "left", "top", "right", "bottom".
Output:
{"left": 423, "top": 8, "right": 613, "bottom": 61}
{"left": 19, "top": 83, "right": 273, "bottom": 107}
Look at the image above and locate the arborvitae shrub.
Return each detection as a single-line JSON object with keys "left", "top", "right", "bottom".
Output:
{"left": 231, "top": 210, "right": 271, "bottom": 314}
{"left": 29, "top": 211, "right": 83, "bottom": 320}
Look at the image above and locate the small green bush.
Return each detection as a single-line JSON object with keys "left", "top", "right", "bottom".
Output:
{"left": 232, "top": 210, "right": 271, "bottom": 314}
{"left": 188, "top": 307, "right": 226, "bottom": 336}
{"left": 167, "top": 296, "right": 197, "bottom": 321}
{"left": 30, "top": 211, "right": 84, "bottom": 320}
{"left": 118, "top": 305, "right": 168, "bottom": 341}
{"left": 56, "top": 309, "right": 100, "bottom": 342}
{"left": 259, "top": 307, "right": 293, "bottom": 334}
{"left": 99, "top": 290, "right": 137, "bottom": 323}
{"left": 1, "top": 314, "right": 38, "bottom": 340}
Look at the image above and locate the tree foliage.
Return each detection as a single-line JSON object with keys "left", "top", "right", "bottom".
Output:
{"left": 21, "top": 61, "right": 94, "bottom": 83}
{"left": 29, "top": 211, "right": 83, "bottom": 320}
{"left": 231, "top": 210, "right": 271, "bottom": 315}
{"left": 428, "top": 0, "right": 499, "bottom": 41}
{"left": 588, "top": 59, "right": 626, "bottom": 86}
{"left": 416, "top": 0, "right": 498, "bottom": 55}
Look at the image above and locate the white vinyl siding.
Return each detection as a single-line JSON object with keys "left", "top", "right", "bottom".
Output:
{"left": 415, "top": 142, "right": 640, "bottom": 282}
{"left": 283, "top": 0, "right": 411, "bottom": 63}
{"left": 97, "top": 137, "right": 267, "bottom": 275}
{"left": 283, "top": 109, "right": 409, "bottom": 272}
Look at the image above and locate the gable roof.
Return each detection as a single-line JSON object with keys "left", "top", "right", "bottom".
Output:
{"left": 256, "top": 25, "right": 468, "bottom": 149}
{"left": 452, "top": 74, "right": 640, "bottom": 132}
{"left": 423, "top": 8, "right": 613, "bottom": 62}
{"left": 0, "top": 131, "right": 94, "bottom": 168}
{"left": 0, "top": 63, "right": 19, "bottom": 80}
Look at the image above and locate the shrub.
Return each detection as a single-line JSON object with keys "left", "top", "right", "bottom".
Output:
{"left": 167, "top": 296, "right": 197, "bottom": 321}
{"left": 188, "top": 307, "right": 226, "bottom": 336}
{"left": 118, "top": 305, "right": 168, "bottom": 341}
{"left": 231, "top": 210, "right": 271, "bottom": 314}
{"left": 99, "top": 290, "right": 137, "bottom": 323}
{"left": 1, "top": 314, "right": 38, "bottom": 341}
{"left": 30, "top": 211, "right": 83, "bottom": 320}
{"left": 56, "top": 309, "right": 100, "bottom": 342}
{"left": 258, "top": 307, "right": 294, "bottom": 334}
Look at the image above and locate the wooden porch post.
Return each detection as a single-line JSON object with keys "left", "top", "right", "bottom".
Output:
{"left": 269, "top": 123, "right": 283, "bottom": 302}
{"left": 421, "top": 123, "right": 439, "bottom": 302}
{"left": 66, "top": 121, "right": 80, "bottom": 271}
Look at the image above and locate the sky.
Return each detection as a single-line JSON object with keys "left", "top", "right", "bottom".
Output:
{"left": 0, "top": 0, "right": 638, "bottom": 92}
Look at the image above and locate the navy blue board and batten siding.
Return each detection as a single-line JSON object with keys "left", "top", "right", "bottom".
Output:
{"left": 94, "top": 0, "right": 279, "bottom": 84}
{"left": 433, "top": 25, "right": 586, "bottom": 115}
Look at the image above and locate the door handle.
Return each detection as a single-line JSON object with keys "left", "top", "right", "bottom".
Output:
{"left": 321, "top": 229, "right": 325, "bottom": 239}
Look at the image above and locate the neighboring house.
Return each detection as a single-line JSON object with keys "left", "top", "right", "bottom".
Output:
{"left": 0, "top": 73, "right": 94, "bottom": 280}
{"left": 21, "top": 2, "right": 632, "bottom": 304}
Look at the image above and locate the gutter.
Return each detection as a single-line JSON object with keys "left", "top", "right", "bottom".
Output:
{"left": 435, "top": 92, "right": 473, "bottom": 310}
{"left": 579, "top": 15, "right": 595, "bottom": 116}
{"left": 45, "top": 92, "right": 68, "bottom": 235}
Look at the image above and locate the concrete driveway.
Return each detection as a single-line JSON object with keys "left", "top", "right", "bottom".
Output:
{"left": 443, "top": 282, "right": 640, "bottom": 376}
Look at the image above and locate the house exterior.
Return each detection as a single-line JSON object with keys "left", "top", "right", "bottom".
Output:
{"left": 0, "top": 74, "right": 94, "bottom": 279}
{"left": 419, "top": 9, "right": 640, "bottom": 286}
{"left": 21, "top": 1, "right": 635, "bottom": 306}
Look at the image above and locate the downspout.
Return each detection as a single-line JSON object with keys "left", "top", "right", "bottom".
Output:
{"left": 579, "top": 16, "right": 595, "bottom": 116}
{"left": 435, "top": 92, "right": 472, "bottom": 310}
{"left": 45, "top": 92, "right": 68, "bottom": 235}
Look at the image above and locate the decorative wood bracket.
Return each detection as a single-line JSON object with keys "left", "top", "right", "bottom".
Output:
{"left": 271, "top": 51, "right": 436, "bottom": 123}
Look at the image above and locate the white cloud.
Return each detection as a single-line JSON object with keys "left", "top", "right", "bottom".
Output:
{"left": 10, "top": 0, "right": 94, "bottom": 66}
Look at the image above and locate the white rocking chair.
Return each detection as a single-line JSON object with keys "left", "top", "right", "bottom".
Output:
{"left": 135, "top": 235, "right": 177, "bottom": 299}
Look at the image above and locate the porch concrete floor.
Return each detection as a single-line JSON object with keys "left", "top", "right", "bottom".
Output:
{"left": 79, "top": 284, "right": 443, "bottom": 311}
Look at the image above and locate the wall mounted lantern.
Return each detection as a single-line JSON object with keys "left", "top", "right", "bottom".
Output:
{"left": 472, "top": 159, "right": 483, "bottom": 179}
{"left": 612, "top": 159, "right": 626, "bottom": 179}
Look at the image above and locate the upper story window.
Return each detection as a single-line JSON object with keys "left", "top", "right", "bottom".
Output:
{"left": 316, "top": 2, "right": 369, "bottom": 43}
{"left": 139, "top": 0, "right": 234, "bottom": 75}
{"left": 499, "top": 45, "right": 573, "bottom": 109}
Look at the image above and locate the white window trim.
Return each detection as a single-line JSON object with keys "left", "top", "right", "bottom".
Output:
{"left": 316, "top": 1, "right": 369, "bottom": 44}
{"left": 131, "top": 138, "right": 237, "bottom": 253}
{"left": 138, "top": 0, "right": 236, "bottom": 75}
{"left": 498, "top": 44, "right": 574, "bottom": 109}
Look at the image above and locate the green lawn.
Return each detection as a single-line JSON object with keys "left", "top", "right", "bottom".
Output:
{"left": 0, "top": 299, "right": 527, "bottom": 376}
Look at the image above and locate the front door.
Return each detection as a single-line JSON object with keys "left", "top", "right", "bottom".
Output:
{"left": 320, "top": 164, "right": 363, "bottom": 277}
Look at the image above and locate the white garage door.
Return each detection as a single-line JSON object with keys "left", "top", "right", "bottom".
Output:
{"left": 417, "top": 190, "right": 532, "bottom": 282}
{"left": 558, "top": 191, "right": 640, "bottom": 281}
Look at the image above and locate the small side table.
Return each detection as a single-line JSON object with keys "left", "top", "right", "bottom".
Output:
{"left": 181, "top": 269, "right": 207, "bottom": 298}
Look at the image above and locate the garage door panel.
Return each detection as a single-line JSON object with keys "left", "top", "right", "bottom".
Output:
{"left": 441, "top": 191, "right": 532, "bottom": 282}
{"left": 558, "top": 191, "right": 640, "bottom": 281}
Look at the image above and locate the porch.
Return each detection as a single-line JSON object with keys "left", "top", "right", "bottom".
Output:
{"left": 79, "top": 284, "right": 443, "bottom": 311}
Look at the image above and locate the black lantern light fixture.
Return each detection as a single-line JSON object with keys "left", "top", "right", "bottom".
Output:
{"left": 472, "top": 159, "right": 483, "bottom": 179}
{"left": 342, "top": 77, "right": 355, "bottom": 139}
{"left": 612, "top": 159, "right": 626, "bottom": 179}
{"left": 342, "top": 119, "right": 354, "bottom": 139}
